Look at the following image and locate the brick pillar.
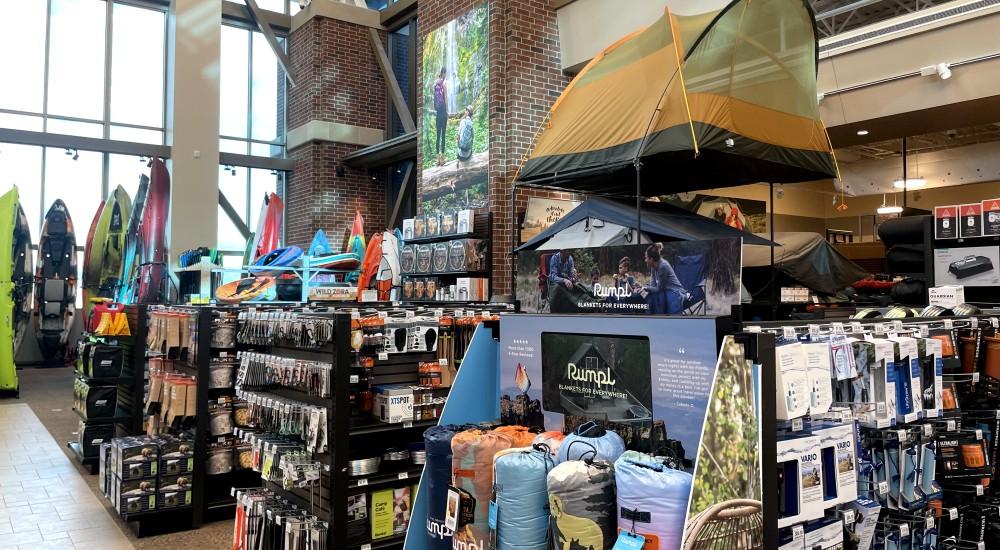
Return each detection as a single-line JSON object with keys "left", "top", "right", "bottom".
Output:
{"left": 418, "top": 0, "right": 571, "bottom": 295}
{"left": 285, "top": 16, "right": 387, "bottom": 251}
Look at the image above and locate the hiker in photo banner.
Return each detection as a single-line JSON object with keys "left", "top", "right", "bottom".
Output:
{"left": 613, "top": 257, "right": 636, "bottom": 291}
{"left": 547, "top": 249, "right": 588, "bottom": 313}
{"left": 433, "top": 68, "right": 448, "bottom": 167}
{"left": 637, "top": 244, "right": 687, "bottom": 315}
{"left": 726, "top": 206, "right": 744, "bottom": 231}
{"left": 457, "top": 106, "right": 475, "bottom": 163}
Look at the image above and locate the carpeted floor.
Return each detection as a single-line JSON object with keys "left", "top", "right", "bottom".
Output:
{"left": 11, "top": 366, "right": 231, "bottom": 550}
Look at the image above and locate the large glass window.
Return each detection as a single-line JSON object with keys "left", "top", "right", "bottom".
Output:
{"left": 110, "top": 3, "right": 166, "bottom": 128}
{"left": 47, "top": 0, "right": 108, "bottom": 121}
{"left": 0, "top": 2, "right": 47, "bottom": 114}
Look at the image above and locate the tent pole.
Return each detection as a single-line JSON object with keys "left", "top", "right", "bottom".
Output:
{"left": 635, "top": 160, "right": 642, "bottom": 241}
{"left": 511, "top": 182, "right": 519, "bottom": 301}
{"left": 770, "top": 182, "right": 776, "bottom": 303}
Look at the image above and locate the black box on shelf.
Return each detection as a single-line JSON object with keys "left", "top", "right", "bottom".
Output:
{"left": 111, "top": 476, "right": 157, "bottom": 515}
{"left": 111, "top": 436, "right": 160, "bottom": 480}
{"left": 155, "top": 434, "right": 195, "bottom": 476}
{"left": 99, "top": 442, "right": 112, "bottom": 501}
{"left": 157, "top": 474, "right": 193, "bottom": 509}
{"left": 88, "top": 344, "right": 124, "bottom": 378}
{"left": 77, "top": 422, "right": 114, "bottom": 459}
{"left": 74, "top": 378, "right": 119, "bottom": 420}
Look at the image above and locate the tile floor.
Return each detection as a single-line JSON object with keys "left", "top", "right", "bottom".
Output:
{"left": 0, "top": 403, "right": 133, "bottom": 550}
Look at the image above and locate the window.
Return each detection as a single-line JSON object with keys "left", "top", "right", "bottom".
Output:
{"left": 217, "top": 166, "right": 284, "bottom": 265}
{"left": 47, "top": 0, "right": 108, "bottom": 121}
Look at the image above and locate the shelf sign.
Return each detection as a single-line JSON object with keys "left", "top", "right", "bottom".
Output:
{"left": 357, "top": 478, "right": 368, "bottom": 487}
{"left": 935, "top": 206, "right": 958, "bottom": 239}
{"left": 984, "top": 199, "right": 1000, "bottom": 236}
{"left": 398, "top": 472, "right": 409, "bottom": 480}
{"left": 961, "top": 203, "right": 984, "bottom": 237}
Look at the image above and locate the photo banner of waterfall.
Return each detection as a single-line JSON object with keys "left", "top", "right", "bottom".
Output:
{"left": 515, "top": 237, "right": 743, "bottom": 315}
{"left": 420, "top": 2, "right": 490, "bottom": 212}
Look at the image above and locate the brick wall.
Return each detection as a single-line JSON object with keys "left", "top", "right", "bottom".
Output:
{"left": 285, "top": 16, "right": 387, "bottom": 250}
{"left": 417, "top": 0, "right": 573, "bottom": 295}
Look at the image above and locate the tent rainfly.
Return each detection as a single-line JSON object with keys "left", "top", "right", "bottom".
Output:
{"left": 515, "top": 0, "right": 839, "bottom": 195}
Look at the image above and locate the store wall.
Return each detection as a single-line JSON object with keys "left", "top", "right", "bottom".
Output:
{"left": 700, "top": 183, "right": 829, "bottom": 234}
{"left": 285, "top": 13, "right": 388, "bottom": 250}
{"left": 417, "top": 0, "right": 572, "bottom": 295}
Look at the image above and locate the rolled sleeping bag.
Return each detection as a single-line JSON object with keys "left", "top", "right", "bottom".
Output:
{"left": 532, "top": 430, "right": 566, "bottom": 460}
{"left": 494, "top": 424, "right": 536, "bottom": 447}
{"left": 547, "top": 458, "right": 617, "bottom": 550}
{"left": 452, "top": 429, "right": 514, "bottom": 549}
{"left": 493, "top": 445, "right": 557, "bottom": 550}
{"left": 615, "top": 455, "right": 694, "bottom": 550}
{"left": 424, "top": 424, "right": 466, "bottom": 550}
{"left": 559, "top": 421, "right": 625, "bottom": 463}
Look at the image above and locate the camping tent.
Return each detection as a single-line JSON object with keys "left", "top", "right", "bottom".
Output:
{"left": 515, "top": 0, "right": 838, "bottom": 195}
{"left": 515, "top": 197, "right": 774, "bottom": 251}
{"left": 743, "top": 232, "right": 869, "bottom": 294}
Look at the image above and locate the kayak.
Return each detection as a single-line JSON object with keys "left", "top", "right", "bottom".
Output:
{"left": 215, "top": 276, "right": 276, "bottom": 304}
{"left": 136, "top": 158, "right": 170, "bottom": 304}
{"left": 80, "top": 200, "right": 104, "bottom": 319}
{"left": 309, "top": 229, "right": 331, "bottom": 256}
{"left": 250, "top": 192, "right": 283, "bottom": 262}
{"left": 249, "top": 246, "right": 302, "bottom": 276}
{"left": 118, "top": 173, "right": 149, "bottom": 303}
{"left": 84, "top": 185, "right": 131, "bottom": 319}
{"left": 309, "top": 252, "right": 361, "bottom": 270}
{"left": 34, "top": 199, "right": 76, "bottom": 361}
{"left": 0, "top": 187, "right": 32, "bottom": 390}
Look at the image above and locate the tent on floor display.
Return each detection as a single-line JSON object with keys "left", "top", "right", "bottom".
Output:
{"left": 742, "top": 232, "right": 870, "bottom": 295}
{"left": 515, "top": 0, "right": 838, "bottom": 194}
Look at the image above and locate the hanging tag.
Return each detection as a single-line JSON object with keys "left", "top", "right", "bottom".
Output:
{"left": 488, "top": 501, "right": 498, "bottom": 530}
{"left": 398, "top": 472, "right": 409, "bottom": 480}
{"left": 976, "top": 484, "right": 984, "bottom": 496}
{"left": 444, "top": 486, "right": 460, "bottom": 532}
{"left": 949, "top": 508, "right": 958, "bottom": 520}
{"left": 403, "top": 421, "right": 413, "bottom": 429}
{"left": 876, "top": 403, "right": 886, "bottom": 415}
{"left": 944, "top": 319, "right": 954, "bottom": 329}
{"left": 971, "top": 317, "right": 979, "bottom": 328}
{"left": 899, "top": 524, "right": 909, "bottom": 538}
{"left": 973, "top": 372, "right": 981, "bottom": 383}
{"left": 843, "top": 510, "right": 855, "bottom": 525}
{"left": 923, "top": 424, "right": 933, "bottom": 437}
{"left": 925, "top": 516, "right": 934, "bottom": 529}
{"left": 893, "top": 320, "right": 903, "bottom": 332}
{"left": 851, "top": 322, "right": 863, "bottom": 333}
{"left": 978, "top": 542, "right": 986, "bottom": 550}
{"left": 947, "top": 420, "right": 956, "bottom": 431}
{"left": 378, "top": 352, "right": 389, "bottom": 361}
{"left": 350, "top": 375, "right": 359, "bottom": 384}
{"left": 782, "top": 327, "right": 796, "bottom": 340}
{"left": 878, "top": 481, "right": 889, "bottom": 495}
{"left": 434, "top": 308, "right": 444, "bottom": 317}
{"left": 746, "top": 326, "right": 761, "bottom": 333}
{"left": 405, "top": 310, "right": 415, "bottom": 319}
{"left": 791, "top": 418, "right": 804, "bottom": 432}
{"left": 357, "top": 478, "right": 368, "bottom": 487}
{"left": 919, "top": 325, "right": 929, "bottom": 338}
{"left": 898, "top": 429, "right": 907, "bottom": 442}
{"left": 832, "top": 322, "right": 845, "bottom": 334}
{"left": 611, "top": 531, "right": 646, "bottom": 550}
{"left": 361, "top": 545, "right": 371, "bottom": 550}
{"left": 808, "top": 325, "right": 820, "bottom": 337}
{"left": 992, "top": 318, "right": 999, "bottom": 328}
{"left": 875, "top": 324, "right": 887, "bottom": 335}
{"left": 792, "top": 525, "right": 804, "bottom": 539}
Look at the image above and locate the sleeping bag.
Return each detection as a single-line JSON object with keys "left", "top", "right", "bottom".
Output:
{"left": 452, "top": 429, "right": 514, "bottom": 549}
{"left": 424, "top": 424, "right": 466, "bottom": 550}
{"left": 547, "top": 459, "right": 617, "bottom": 550}
{"left": 494, "top": 425, "right": 536, "bottom": 447}
{"left": 533, "top": 431, "right": 566, "bottom": 459}
{"left": 559, "top": 422, "right": 626, "bottom": 463}
{"left": 615, "top": 455, "right": 694, "bottom": 550}
{"left": 493, "top": 446, "right": 557, "bottom": 550}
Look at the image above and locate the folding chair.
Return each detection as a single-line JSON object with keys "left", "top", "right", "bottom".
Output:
{"left": 674, "top": 253, "right": 707, "bottom": 315}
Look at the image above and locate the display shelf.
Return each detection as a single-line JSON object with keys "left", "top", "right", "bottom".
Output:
{"left": 66, "top": 441, "right": 98, "bottom": 474}
{"left": 401, "top": 231, "right": 479, "bottom": 244}
{"left": 123, "top": 506, "right": 195, "bottom": 538}
{"left": 75, "top": 373, "right": 133, "bottom": 386}
{"left": 348, "top": 417, "right": 437, "bottom": 435}
{"left": 401, "top": 270, "right": 489, "bottom": 277}
{"left": 346, "top": 464, "right": 424, "bottom": 492}
{"left": 72, "top": 407, "right": 133, "bottom": 424}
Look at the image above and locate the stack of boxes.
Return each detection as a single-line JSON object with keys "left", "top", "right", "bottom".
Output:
{"left": 100, "top": 435, "right": 195, "bottom": 516}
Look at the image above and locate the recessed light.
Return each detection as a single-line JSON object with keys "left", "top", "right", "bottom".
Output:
{"left": 857, "top": 130, "right": 869, "bottom": 136}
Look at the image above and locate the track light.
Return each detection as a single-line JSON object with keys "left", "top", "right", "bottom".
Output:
{"left": 65, "top": 148, "right": 78, "bottom": 161}
{"left": 920, "top": 63, "right": 952, "bottom": 80}
{"left": 224, "top": 164, "right": 236, "bottom": 176}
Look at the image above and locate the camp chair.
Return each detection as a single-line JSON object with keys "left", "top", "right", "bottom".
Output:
{"left": 538, "top": 252, "right": 553, "bottom": 302}
{"left": 674, "top": 254, "right": 707, "bottom": 315}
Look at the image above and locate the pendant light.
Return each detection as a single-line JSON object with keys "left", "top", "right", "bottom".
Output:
{"left": 894, "top": 137, "right": 926, "bottom": 189}
{"left": 877, "top": 193, "right": 902, "bottom": 215}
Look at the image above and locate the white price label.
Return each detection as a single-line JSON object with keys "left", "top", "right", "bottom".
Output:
{"left": 878, "top": 481, "right": 889, "bottom": 495}
{"left": 923, "top": 424, "right": 933, "bottom": 436}
{"left": 977, "top": 429, "right": 984, "bottom": 440}
{"left": 920, "top": 325, "right": 929, "bottom": 337}
{"left": 877, "top": 403, "right": 886, "bottom": 415}
{"left": 972, "top": 317, "right": 979, "bottom": 328}
{"left": 398, "top": 472, "right": 409, "bottom": 480}
{"left": 899, "top": 524, "right": 909, "bottom": 538}
{"left": 377, "top": 311, "right": 387, "bottom": 319}
{"left": 792, "top": 525, "right": 804, "bottom": 539}
{"left": 851, "top": 322, "right": 863, "bottom": 333}
{"left": 977, "top": 484, "right": 984, "bottom": 496}
{"left": 350, "top": 309, "right": 360, "bottom": 320}
{"left": 231, "top": 487, "right": 236, "bottom": 496}
{"left": 439, "top": 358, "right": 448, "bottom": 366}
{"left": 875, "top": 324, "right": 887, "bottom": 335}
{"left": 898, "top": 429, "right": 907, "bottom": 442}
{"left": 950, "top": 508, "right": 959, "bottom": 520}
{"left": 893, "top": 321, "right": 904, "bottom": 332}
{"left": 362, "top": 545, "right": 372, "bottom": 550}
{"left": 808, "top": 325, "right": 821, "bottom": 336}
{"left": 357, "top": 478, "right": 368, "bottom": 487}
{"left": 378, "top": 352, "right": 389, "bottom": 361}
{"left": 350, "top": 375, "right": 359, "bottom": 384}
{"left": 746, "top": 326, "right": 761, "bottom": 333}
{"left": 947, "top": 420, "right": 957, "bottom": 431}
{"left": 403, "top": 421, "right": 413, "bottom": 429}
{"left": 945, "top": 319, "right": 954, "bottom": 329}
{"left": 978, "top": 542, "right": 986, "bottom": 550}
{"left": 218, "top": 436, "right": 226, "bottom": 443}
{"left": 843, "top": 510, "right": 855, "bottom": 524}
{"left": 405, "top": 310, "right": 414, "bottom": 319}
{"left": 434, "top": 309, "right": 444, "bottom": 317}
{"left": 833, "top": 322, "right": 845, "bottom": 334}
{"left": 791, "top": 418, "right": 804, "bottom": 431}
{"left": 926, "top": 517, "right": 935, "bottom": 529}
{"left": 973, "top": 372, "right": 981, "bottom": 383}
{"left": 783, "top": 327, "right": 796, "bottom": 339}
{"left": 992, "top": 318, "right": 999, "bottom": 328}
{"left": 218, "top": 397, "right": 227, "bottom": 404}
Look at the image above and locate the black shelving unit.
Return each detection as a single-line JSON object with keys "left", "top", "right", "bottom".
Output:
{"left": 401, "top": 212, "right": 493, "bottom": 304}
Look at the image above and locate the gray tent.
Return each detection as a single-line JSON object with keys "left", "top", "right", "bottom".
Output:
{"left": 743, "top": 232, "right": 870, "bottom": 294}
{"left": 515, "top": 197, "right": 775, "bottom": 251}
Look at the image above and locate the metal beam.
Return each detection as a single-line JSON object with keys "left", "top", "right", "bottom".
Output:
{"left": 388, "top": 161, "right": 414, "bottom": 230}
{"left": 815, "top": 0, "right": 884, "bottom": 20}
{"left": 243, "top": 0, "right": 297, "bottom": 87}
{"left": 353, "top": 0, "right": 415, "bottom": 133}
{"left": 380, "top": 0, "right": 416, "bottom": 28}
{"left": 219, "top": 191, "right": 252, "bottom": 240}
{"left": 0, "top": 128, "right": 171, "bottom": 158}
{"left": 219, "top": 151, "right": 295, "bottom": 172}
{"left": 341, "top": 131, "right": 417, "bottom": 168}
{"left": 223, "top": 0, "right": 290, "bottom": 34}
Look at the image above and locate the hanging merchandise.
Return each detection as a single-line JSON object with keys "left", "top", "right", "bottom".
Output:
{"left": 34, "top": 199, "right": 75, "bottom": 362}
{"left": 232, "top": 488, "right": 329, "bottom": 550}
{"left": 117, "top": 173, "right": 148, "bottom": 304}
{"left": 558, "top": 421, "right": 626, "bottom": 463}
{"left": 450, "top": 429, "right": 514, "bottom": 549}
{"left": 492, "top": 445, "right": 557, "bottom": 550}
{"left": 547, "top": 458, "right": 617, "bottom": 550}
{"left": 614, "top": 454, "right": 694, "bottom": 550}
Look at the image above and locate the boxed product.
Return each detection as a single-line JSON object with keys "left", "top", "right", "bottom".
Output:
{"left": 936, "top": 431, "right": 991, "bottom": 481}
{"left": 425, "top": 278, "right": 439, "bottom": 302}
{"left": 371, "top": 488, "right": 394, "bottom": 539}
{"left": 346, "top": 493, "right": 371, "bottom": 544}
{"left": 775, "top": 342, "right": 809, "bottom": 421}
{"left": 803, "top": 517, "right": 843, "bottom": 550}
{"left": 425, "top": 212, "right": 441, "bottom": 237}
{"left": 82, "top": 343, "right": 124, "bottom": 378}
{"left": 844, "top": 340, "right": 897, "bottom": 429}
{"left": 402, "top": 218, "right": 415, "bottom": 241}
{"left": 74, "top": 378, "right": 119, "bottom": 420}
{"left": 373, "top": 385, "right": 414, "bottom": 423}
{"left": 889, "top": 337, "right": 923, "bottom": 423}
{"left": 111, "top": 477, "right": 157, "bottom": 515}
{"left": 156, "top": 434, "right": 195, "bottom": 476}
{"left": 413, "top": 216, "right": 426, "bottom": 239}
{"left": 928, "top": 285, "right": 965, "bottom": 308}
{"left": 447, "top": 238, "right": 489, "bottom": 272}
{"left": 778, "top": 527, "right": 804, "bottom": 550}
{"left": 77, "top": 421, "right": 113, "bottom": 459}
{"left": 457, "top": 209, "right": 474, "bottom": 234}
{"left": 432, "top": 242, "right": 449, "bottom": 273}
{"left": 777, "top": 434, "right": 824, "bottom": 528}
{"left": 157, "top": 474, "right": 193, "bottom": 509}
{"left": 814, "top": 422, "right": 858, "bottom": 506}
{"left": 385, "top": 319, "right": 410, "bottom": 354}
{"left": 830, "top": 336, "right": 858, "bottom": 380}
{"left": 456, "top": 277, "right": 489, "bottom": 302}
{"left": 844, "top": 497, "right": 881, "bottom": 550}
{"left": 392, "top": 487, "right": 412, "bottom": 534}
{"left": 400, "top": 245, "right": 415, "bottom": 274}
{"left": 802, "top": 342, "right": 833, "bottom": 415}
{"left": 99, "top": 442, "right": 112, "bottom": 501}
{"left": 407, "top": 321, "right": 439, "bottom": 353}
{"left": 111, "top": 436, "right": 160, "bottom": 480}
{"left": 440, "top": 210, "right": 457, "bottom": 235}
{"left": 415, "top": 245, "right": 433, "bottom": 274}
{"left": 917, "top": 337, "right": 944, "bottom": 417}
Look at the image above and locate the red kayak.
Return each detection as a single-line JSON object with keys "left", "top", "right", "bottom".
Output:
{"left": 136, "top": 158, "right": 170, "bottom": 303}
{"left": 251, "top": 193, "right": 283, "bottom": 262}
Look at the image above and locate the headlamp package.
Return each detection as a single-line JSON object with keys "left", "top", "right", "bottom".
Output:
{"left": 917, "top": 336, "right": 944, "bottom": 417}
{"left": 814, "top": 422, "right": 858, "bottom": 506}
{"left": 803, "top": 342, "right": 833, "bottom": 415}
{"left": 778, "top": 434, "right": 825, "bottom": 528}
{"left": 776, "top": 342, "right": 810, "bottom": 421}
{"left": 889, "top": 337, "right": 923, "bottom": 423}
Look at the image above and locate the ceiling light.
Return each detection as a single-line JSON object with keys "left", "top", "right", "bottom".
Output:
{"left": 893, "top": 177, "right": 926, "bottom": 189}
{"left": 936, "top": 62, "right": 951, "bottom": 80}
{"left": 877, "top": 193, "right": 902, "bottom": 215}
{"left": 856, "top": 130, "right": 869, "bottom": 136}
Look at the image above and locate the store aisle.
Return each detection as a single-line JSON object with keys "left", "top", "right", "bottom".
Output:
{"left": 0, "top": 403, "right": 132, "bottom": 550}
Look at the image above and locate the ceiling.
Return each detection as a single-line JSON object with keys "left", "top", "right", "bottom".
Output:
{"left": 811, "top": 0, "right": 953, "bottom": 38}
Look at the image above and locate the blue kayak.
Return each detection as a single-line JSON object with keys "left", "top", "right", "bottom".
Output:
{"left": 249, "top": 246, "right": 303, "bottom": 276}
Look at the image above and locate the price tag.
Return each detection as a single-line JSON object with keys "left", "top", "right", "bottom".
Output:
{"left": 923, "top": 424, "right": 933, "bottom": 436}
{"left": 851, "top": 322, "right": 863, "bottom": 333}
{"left": 808, "top": 325, "right": 821, "bottom": 336}
{"left": 992, "top": 318, "right": 999, "bottom": 328}
{"left": 925, "top": 517, "right": 935, "bottom": 529}
{"left": 893, "top": 321, "right": 904, "bottom": 332}
{"left": 843, "top": 510, "right": 855, "bottom": 524}
{"left": 791, "top": 418, "right": 804, "bottom": 431}
{"left": 350, "top": 374, "right": 359, "bottom": 384}
{"left": 878, "top": 481, "right": 889, "bottom": 495}
{"left": 357, "top": 478, "right": 368, "bottom": 487}
{"left": 996, "top": 410, "right": 1000, "bottom": 419}
{"left": 978, "top": 542, "right": 986, "bottom": 550}
{"left": 439, "top": 358, "right": 448, "bottom": 366}
{"left": 898, "top": 429, "right": 907, "bottom": 442}
{"left": 976, "top": 429, "right": 983, "bottom": 440}
{"left": 973, "top": 372, "right": 981, "bottom": 383}
{"left": 971, "top": 317, "right": 979, "bottom": 328}
{"left": 746, "top": 326, "right": 761, "bottom": 333}
{"left": 434, "top": 309, "right": 444, "bottom": 317}
{"left": 378, "top": 352, "right": 389, "bottom": 361}
{"left": 920, "top": 325, "right": 929, "bottom": 337}
{"left": 361, "top": 545, "right": 372, "bottom": 550}
{"left": 398, "top": 472, "right": 409, "bottom": 480}
{"left": 377, "top": 311, "right": 388, "bottom": 319}
{"left": 455, "top": 309, "right": 465, "bottom": 318}
{"left": 218, "top": 397, "right": 227, "bottom": 404}
{"left": 899, "top": 524, "right": 909, "bottom": 538}
{"left": 792, "top": 525, "right": 804, "bottom": 539}
{"left": 832, "top": 322, "right": 845, "bottom": 334}
{"left": 976, "top": 484, "right": 984, "bottom": 496}
{"left": 392, "top": 301, "right": 401, "bottom": 307}
{"left": 350, "top": 309, "right": 360, "bottom": 320}
{"left": 218, "top": 436, "right": 226, "bottom": 443}
{"left": 945, "top": 319, "right": 954, "bottom": 329}
{"left": 875, "top": 324, "right": 887, "bottom": 335}
{"left": 782, "top": 327, "right": 796, "bottom": 339}
{"left": 811, "top": 295, "right": 820, "bottom": 304}
{"left": 405, "top": 310, "right": 415, "bottom": 319}
{"left": 950, "top": 508, "right": 958, "bottom": 520}
{"left": 231, "top": 487, "right": 236, "bottom": 496}
{"left": 403, "top": 421, "right": 413, "bottom": 429}
{"left": 876, "top": 403, "right": 886, "bottom": 415}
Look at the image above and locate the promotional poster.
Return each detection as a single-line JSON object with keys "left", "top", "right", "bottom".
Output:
{"left": 934, "top": 245, "right": 1000, "bottom": 287}
{"left": 658, "top": 194, "right": 767, "bottom": 234}
{"left": 520, "top": 197, "right": 582, "bottom": 243}
{"left": 515, "top": 238, "right": 742, "bottom": 316}
{"left": 420, "top": 3, "right": 490, "bottom": 212}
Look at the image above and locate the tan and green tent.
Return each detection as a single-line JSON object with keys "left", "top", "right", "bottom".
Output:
{"left": 516, "top": 0, "right": 838, "bottom": 194}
